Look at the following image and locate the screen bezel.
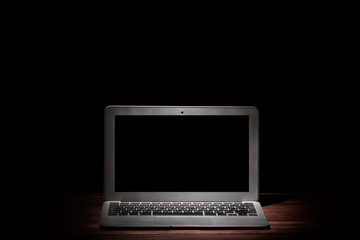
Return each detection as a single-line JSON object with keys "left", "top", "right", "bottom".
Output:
{"left": 104, "top": 106, "right": 259, "bottom": 201}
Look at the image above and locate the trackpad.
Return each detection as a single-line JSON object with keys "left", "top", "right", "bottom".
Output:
{"left": 155, "top": 217, "right": 213, "bottom": 226}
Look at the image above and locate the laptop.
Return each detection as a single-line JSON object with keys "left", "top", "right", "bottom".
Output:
{"left": 100, "top": 105, "right": 269, "bottom": 228}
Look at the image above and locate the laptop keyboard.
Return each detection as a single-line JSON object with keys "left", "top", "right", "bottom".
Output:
{"left": 108, "top": 202, "right": 258, "bottom": 216}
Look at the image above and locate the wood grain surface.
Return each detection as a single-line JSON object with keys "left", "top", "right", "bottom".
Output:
{"left": 2, "top": 193, "right": 358, "bottom": 239}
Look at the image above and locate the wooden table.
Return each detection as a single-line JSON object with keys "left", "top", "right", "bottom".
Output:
{"left": 2, "top": 193, "right": 358, "bottom": 239}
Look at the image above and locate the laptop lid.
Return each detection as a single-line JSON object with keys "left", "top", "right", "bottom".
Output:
{"left": 104, "top": 106, "right": 259, "bottom": 202}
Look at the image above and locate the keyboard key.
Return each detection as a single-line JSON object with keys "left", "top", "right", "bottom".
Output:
{"left": 140, "top": 211, "right": 152, "bottom": 215}
{"left": 227, "top": 213, "right": 238, "bottom": 216}
{"left": 237, "top": 212, "right": 247, "bottom": 216}
{"left": 204, "top": 211, "right": 216, "bottom": 216}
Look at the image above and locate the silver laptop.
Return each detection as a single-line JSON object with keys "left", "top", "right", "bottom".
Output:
{"left": 100, "top": 106, "right": 269, "bottom": 228}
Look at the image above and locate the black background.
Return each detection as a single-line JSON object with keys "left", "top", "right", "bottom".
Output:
{"left": 1, "top": 9, "right": 358, "bottom": 197}
{"left": 2, "top": 76, "right": 358, "bottom": 195}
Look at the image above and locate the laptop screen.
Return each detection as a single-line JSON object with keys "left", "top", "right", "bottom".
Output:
{"left": 115, "top": 115, "right": 249, "bottom": 192}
